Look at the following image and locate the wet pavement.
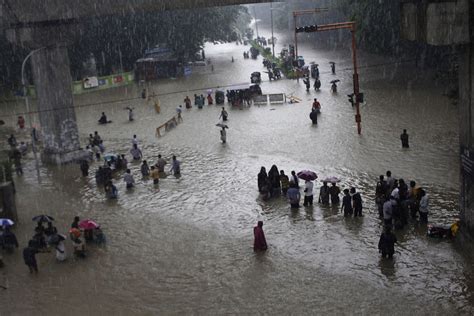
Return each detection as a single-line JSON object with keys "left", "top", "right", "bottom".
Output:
{"left": 0, "top": 29, "right": 471, "bottom": 314}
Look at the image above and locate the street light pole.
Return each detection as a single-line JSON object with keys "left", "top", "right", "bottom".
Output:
{"left": 21, "top": 47, "right": 45, "bottom": 182}
{"left": 270, "top": 2, "right": 275, "bottom": 58}
{"left": 253, "top": 6, "right": 259, "bottom": 38}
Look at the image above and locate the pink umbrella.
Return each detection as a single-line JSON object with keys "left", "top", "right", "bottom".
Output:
{"left": 78, "top": 219, "right": 99, "bottom": 230}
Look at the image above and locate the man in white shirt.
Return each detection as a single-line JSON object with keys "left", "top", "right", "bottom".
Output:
{"left": 123, "top": 169, "right": 135, "bottom": 189}
{"left": 130, "top": 144, "right": 142, "bottom": 161}
{"left": 383, "top": 197, "right": 393, "bottom": 227}
{"left": 303, "top": 180, "right": 314, "bottom": 206}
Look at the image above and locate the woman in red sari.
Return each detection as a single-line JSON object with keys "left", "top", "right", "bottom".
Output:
{"left": 253, "top": 221, "right": 268, "bottom": 251}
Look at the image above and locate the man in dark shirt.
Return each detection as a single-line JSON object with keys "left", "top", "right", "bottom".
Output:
{"left": 400, "top": 129, "right": 409, "bottom": 148}
{"left": 23, "top": 240, "right": 40, "bottom": 273}
{"left": 351, "top": 187, "right": 363, "bottom": 217}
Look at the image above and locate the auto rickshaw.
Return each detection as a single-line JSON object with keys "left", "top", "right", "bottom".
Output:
{"left": 215, "top": 90, "right": 225, "bottom": 104}
{"left": 251, "top": 72, "right": 261, "bottom": 84}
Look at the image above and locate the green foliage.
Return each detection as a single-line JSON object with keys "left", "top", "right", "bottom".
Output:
{"left": 0, "top": 6, "right": 251, "bottom": 85}
{"left": 336, "top": 0, "right": 401, "bottom": 54}
{"left": 68, "top": 6, "right": 250, "bottom": 78}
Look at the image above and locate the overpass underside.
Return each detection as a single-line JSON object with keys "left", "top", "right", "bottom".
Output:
{"left": 401, "top": 0, "right": 474, "bottom": 234}
{"left": 1, "top": 0, "right": 267, "bottom": 164}
{"left": 0, "top": 0, "right": 267, "bottom": 28}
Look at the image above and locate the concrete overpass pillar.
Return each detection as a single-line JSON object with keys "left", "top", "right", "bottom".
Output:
{"left": 30, "top": 45, "right": 83, "bottom": 164}
{"left": 459, "top": 41, "right": 474, "bottom": 235}
{"left": 6, "top": 23, "right": 87, "bottom": 164}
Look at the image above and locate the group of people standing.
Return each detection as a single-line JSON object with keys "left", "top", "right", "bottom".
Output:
{"left": 1, "top": 216, "right": 105, "bottom": 273}
{"left": 257, "top": 166, "right": 363, "bottom": 215}
{"left": 81, "top": 134, "right": 181, "bottom": 200}
{"left": 376, "top": 170, "right": 429, "bottom": 229}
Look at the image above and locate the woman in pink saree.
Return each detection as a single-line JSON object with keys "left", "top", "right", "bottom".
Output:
{"left": 253, "top": 221, "right": 268, "bottom": 252}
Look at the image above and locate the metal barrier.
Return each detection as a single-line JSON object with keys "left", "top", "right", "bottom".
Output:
{"left": 253, "top": 93, "right": 286, "bottom": 105}
{"left": 268, "top": 93, "right": 286, "bottom": 104}
{"left": 253, "top": 95, "right": 268, "bottom": 105}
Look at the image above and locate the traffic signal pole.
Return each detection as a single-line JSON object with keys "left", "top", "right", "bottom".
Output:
{"left": 350, "top": 24, "right": 361, "bottom": 135}
{"left": 292, "top": 8, "right": 329, "bottom": 60}
{"left": 296, "top": 21, "right": 362, "bottom": 135}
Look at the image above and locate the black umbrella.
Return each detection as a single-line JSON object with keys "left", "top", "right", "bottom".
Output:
{"left": 330, "top": 79, "right": 340, "bottom": 84}
{"left": 32, "top": 215, "right": 55, "bottom": 223}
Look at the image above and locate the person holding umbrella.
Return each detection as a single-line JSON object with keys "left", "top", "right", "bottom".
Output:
{"left": 1, "top": 225, "right": 18, "bottom": 253}
{"left": 330, "top": 80, "right": 339, "bottom": 93}
{"left": 79, "top": 219, "right": 100, "bottom": 242}
{"left": 215, "top": 124, "right": 228, "bottom": 144}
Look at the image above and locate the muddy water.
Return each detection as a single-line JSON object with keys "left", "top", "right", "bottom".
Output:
{"left": 0, "top": 30, "right": 471, "bottom": 314}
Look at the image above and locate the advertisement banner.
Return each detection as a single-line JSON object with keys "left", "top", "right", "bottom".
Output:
{"left": 83, "top": 76, "right": 99, "bottom": 89}
{"left": 113, "top": 75, "right": 124, "bottom": 84}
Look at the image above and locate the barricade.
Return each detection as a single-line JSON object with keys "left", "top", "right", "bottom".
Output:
{"left": 156, "top": 114, "right": 182, "bottom": 137}
{"left": 268, "top": 93, "right": 286, "bottom": 104}
{"left": 253, "top": 95, "right": 268, "bottom": 105}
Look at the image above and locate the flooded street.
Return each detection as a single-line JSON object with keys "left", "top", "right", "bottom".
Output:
{"left": 1, "top": 28, "right": 471, "bottom": 314}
